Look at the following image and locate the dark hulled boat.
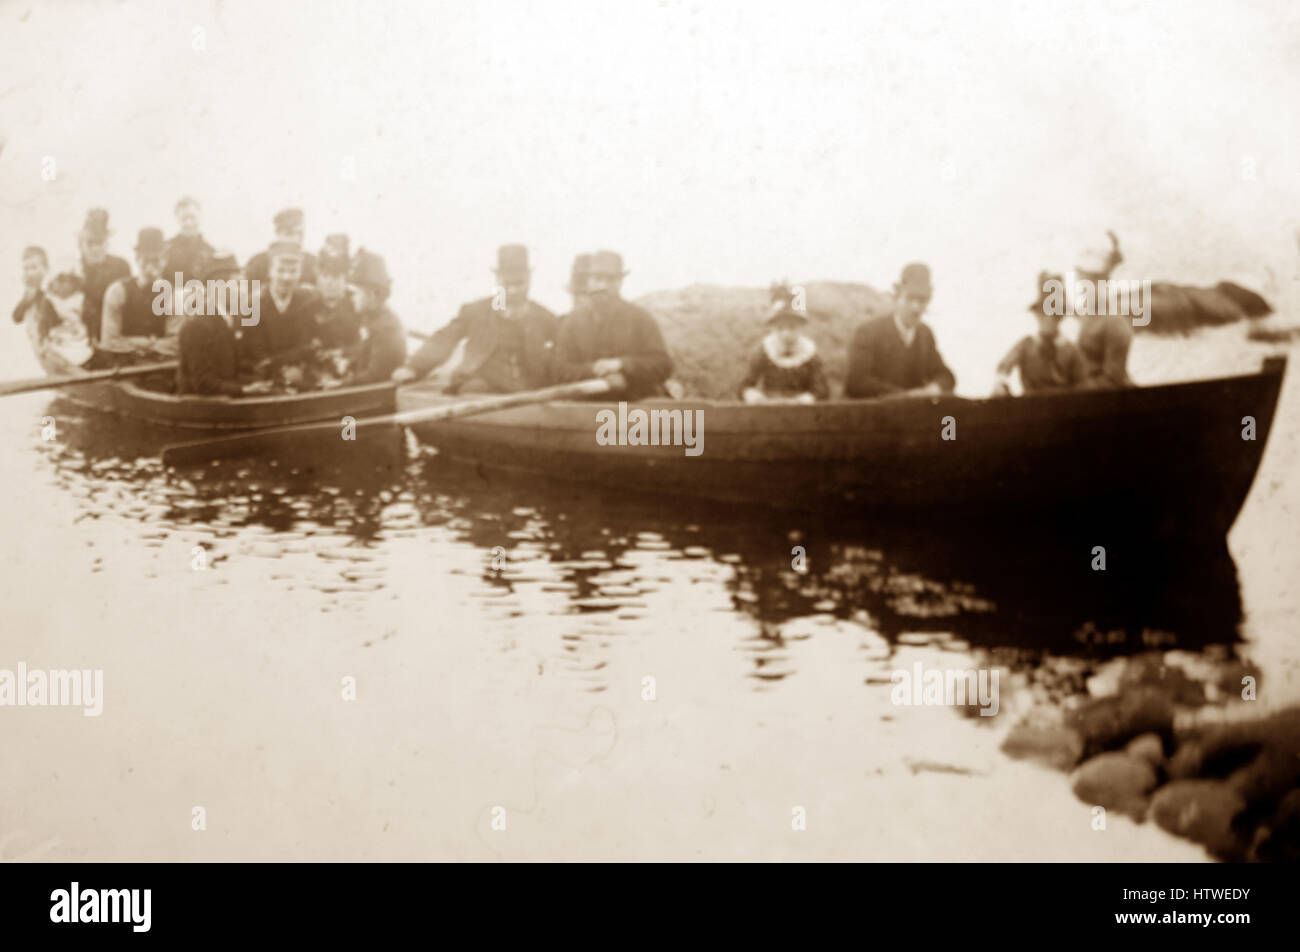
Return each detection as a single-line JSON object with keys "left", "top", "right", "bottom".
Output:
{"left": 33, "top": 346, "right": 396, "bottom": 431}
{"left": 399, "top": 356, "right": 1287, "bottom": 537}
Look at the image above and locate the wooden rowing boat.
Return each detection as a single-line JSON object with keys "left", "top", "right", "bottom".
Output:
{"left": 32, "top": 345, "right": 396, "bottom": 431}
{"left": 399, "top": 356, "right": 1288, "bottom": 537}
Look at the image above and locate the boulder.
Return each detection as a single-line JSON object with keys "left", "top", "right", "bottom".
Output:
{"left": 1071, "top": 752, "right": 1158, "bottom": 818}
{"left": 637, "top": 281, "right": 892, "bottom": 399}
{"left": 1149, "top": 780, "right": 1246, "bottom": 858}
{"left": 1124, "top": 732, "right": 1165, "bottom": 768}
{"left": 1249, "top": 789, "right": 1300, "bottom": 863}
{"left": 1065, "top": 686, "right": 1175, "bottom": 759}
{"left": 1001, "top": 723, "right": 1085, "bottom": 771}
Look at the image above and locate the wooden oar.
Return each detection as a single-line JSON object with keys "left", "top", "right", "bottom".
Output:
{"left": 161, "top": 377, "right": 614, "bottom": 467}
{"left": 0, "top": 361, "right": 178, "bottom": 398}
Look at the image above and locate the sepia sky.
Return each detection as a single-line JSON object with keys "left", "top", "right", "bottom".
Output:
{"left": 2, "top": 0, "right": 1297, "bottom": 356}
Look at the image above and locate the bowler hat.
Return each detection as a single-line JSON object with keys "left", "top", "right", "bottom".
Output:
{"left": 587, "top": 250, "right": 629, "bottom": 278}
{"left": 493, "top": 244, "right": 531, "bottom": 280}
{"left": 134, "top": 227, "right": 166, "bottom": 256}
{"left": 1028, "top": 271, "right": 1065, "bottom": 315}
{"left": 566, "top": 253, "right": 592, "bottom": 293}
{"left": 81, "top": 208, "right": 111, "bottom": 241}
{"left": 350, "top": 249, "right": 392, "bottom": 296}
{"left": 896, "top": 262, "right": 933, "bottom": 295}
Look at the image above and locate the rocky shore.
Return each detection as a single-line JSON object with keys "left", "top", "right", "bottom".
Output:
{"left": 1002, "top": 652, "right": 1299, "bottom": 861}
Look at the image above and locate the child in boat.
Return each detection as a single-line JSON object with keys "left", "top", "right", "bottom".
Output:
{"left": 738, "top": 298, "right": 829, "bottom": 404}
{"left": 13, "top": 246, "right": 94, "bottom": 367}
{"left": 992, "top": 275, "right": 1087, "bottom": 395}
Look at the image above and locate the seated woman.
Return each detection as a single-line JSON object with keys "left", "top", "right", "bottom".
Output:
{"left": 738, "top": 303, "right": 829, "bottom": 404}
{"left": 344, "top": 250, "right": 407, "bottom": 385}
{"left": 993, "top": 276, "right": 1086, "bottom": 394}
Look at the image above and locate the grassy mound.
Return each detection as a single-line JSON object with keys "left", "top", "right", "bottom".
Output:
{"left": 636, "top": 281, "right": 893, "bottom": 399}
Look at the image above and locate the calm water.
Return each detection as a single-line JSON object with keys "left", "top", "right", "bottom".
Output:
{"left": 1, "top": 328, "right": 1295, "bottom": 861}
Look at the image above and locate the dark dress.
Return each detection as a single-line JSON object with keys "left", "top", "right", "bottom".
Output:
{"left": 995, "top": 334, "right": 1087, "bottom": 392}
{"left": 315, "top": 297, "right": 363, "bottom": 350}
{"left": 738, "top": 334, "right": 830, "bottom": 400}
{"left": 349, "top": 307, "right": 407, "bottom": 384}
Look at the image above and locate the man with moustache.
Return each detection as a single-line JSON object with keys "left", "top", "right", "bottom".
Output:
{"left": 99, "top": 227, "right": 178, "bottom": 354}
{"left": 553, "top": 250, "right": 672, "bottom": 399}
{"left": 392, "top": 244, "right": 557, "bottom": 393}
{"left": 843, "top": 262, "right": 955, "bottom": 399}
{"left": 75, "top": 208, "right": 131, "bottom": 345}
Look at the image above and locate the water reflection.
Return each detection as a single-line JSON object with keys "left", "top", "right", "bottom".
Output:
{"left": 37, "top": 396, "right": 1246, "bottom": 696}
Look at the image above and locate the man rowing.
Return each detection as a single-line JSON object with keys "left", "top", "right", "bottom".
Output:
{"left": 100, "top": 227, "right": 179, "bottom": 356}
{"left": 392, "top": 244, "right": 557, "bottom": 393}
{"left": 843, "top": 262, "right": 955, "bottom": 399}
{"left": 76, "top": 208, "right": 131, "bottom": 346}
{"left": 553, "top": 250, "right": 672, "bottom": 398}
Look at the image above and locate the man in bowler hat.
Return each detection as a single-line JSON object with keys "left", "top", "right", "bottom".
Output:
{"left": 393, "top": 244, "right": 558, "bottom": 393}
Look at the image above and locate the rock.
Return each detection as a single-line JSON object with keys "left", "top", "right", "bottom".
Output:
{"left": 1117, "top": 655, "right": 1206, "bottom": 706}
{"left": 1249, "top": 789, "right": 1300, "bottom": 863}
{"left": 1124, "top": 732, "right": 1165, "bottom": 768}
{"left": 1071, "top": 752, "right": 1158, "bottom": 818}
{"left": 1149, "top": 780, "right": 1246, "bottom": 858}
{"left": 1066, "top": 686, "right": 1175, "bottom": 759}
{"left": 1001, "top": 723, "right": 1085, "bottom": 771}
{"left": 1168, "top": 705, "right": 1300, "bottom": 790}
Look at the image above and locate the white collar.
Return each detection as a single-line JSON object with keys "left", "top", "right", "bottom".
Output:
{"left": 762, "top": 332, "right": 816, "bottom": 368}
{"left": 893, "top": 314, "right": 918, "bottom": 346}
{"left": 270, "top": 287, "right": 295, "bottom": 311}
